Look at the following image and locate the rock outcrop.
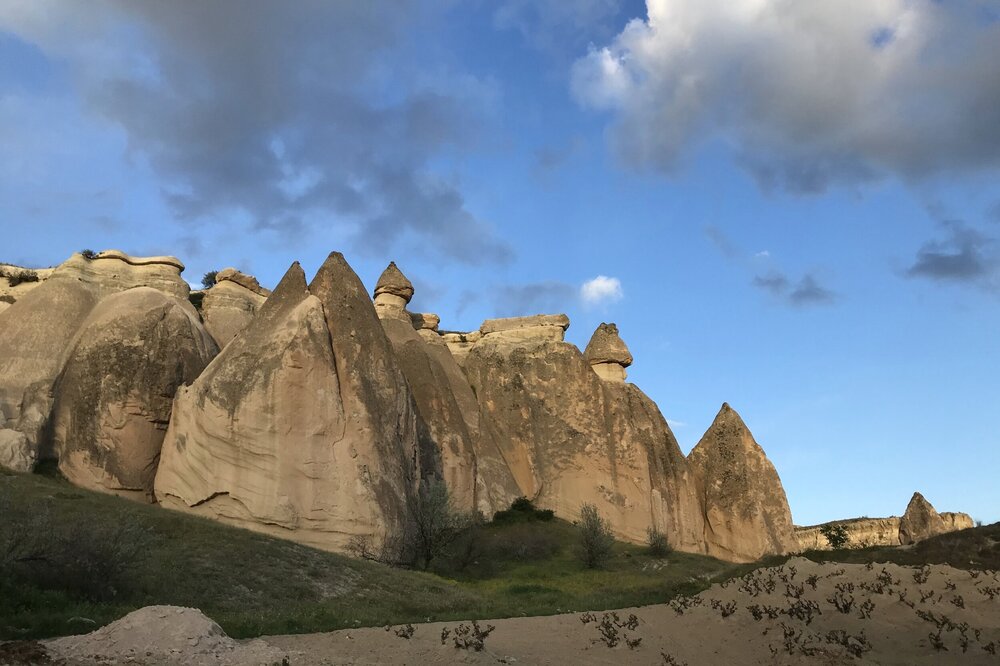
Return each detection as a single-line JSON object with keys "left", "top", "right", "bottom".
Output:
{"left": 687, "top": 403, "right": 797, "bottom": 562}
{"left": 51, "top": 288, "right": 216, "bottom": 500}
{"left": 461, "top": 322, "right": 705, "bottom": 551}
{"left": 0, "top": 251, "right": 191, "bottom": 472}
{"left": 0, "top": 263, "right": 54, "bottom": 315}
{"left": 899, "top": 492, "right": 950, "bottom": 545}
{"left": 201, "top": 268, "right": 270, "bottom": 347}
{"left": 154, "top": 254, "right": 423, "bottom": 552}
{"left": 584, "top": 322, "right": 633, "bottom": 382}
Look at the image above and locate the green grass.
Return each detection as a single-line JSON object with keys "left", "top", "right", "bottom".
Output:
{"left": 0, "top": 470, "right": 744, "bottom": 641}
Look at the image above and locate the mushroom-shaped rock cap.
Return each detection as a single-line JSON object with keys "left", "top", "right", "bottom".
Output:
{"left": 583, "top": 322, "right": 633, "bottom": 367}
{"left": 374, "top": 261, "right": 414, "bottom": 302}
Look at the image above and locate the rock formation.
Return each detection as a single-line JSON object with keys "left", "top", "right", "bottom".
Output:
{"left": 687, "top": 403, "right": 797, "bottom": 562}
{"left": 153, "top": 254, "right": 424, "bottom": 552}
{"left": 0, "top": 263, "right": 54, "bottom": 315}
{"left": 200, "top": 268, "right": 270, "bottom": 347}
{"left": 584, "top": 322, "right": 633, "bottom": 382}
{"left": 795, "top": 494, "right": 974, "bottom": 551}
{"left": 0, "top": 251, "right": 192, "bottom": 472}
{"left": 461, "top": 320, "right": 706, "bottom": 551}
{"left": 51, "top": 288, "right": 216, "bottom": 500}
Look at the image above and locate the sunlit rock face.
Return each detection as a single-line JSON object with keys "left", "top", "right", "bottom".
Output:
{"left": 0, "top": 251, "right": 193, "bottom": 472}
{"left": 52, "top": 288, "right": 216, "bottom": 500}
{"left": 201, "top": 268, "right": 270, "bottom": 348}
{"left": 687, "top": 403, "right": 798, "bottom": 563}
{"left": 154, "top": 254, "right": 423, "bottom": 553}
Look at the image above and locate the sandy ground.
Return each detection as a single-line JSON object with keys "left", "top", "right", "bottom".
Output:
{"left": 20, "top": 557, "right": 1000, "bottom": 665}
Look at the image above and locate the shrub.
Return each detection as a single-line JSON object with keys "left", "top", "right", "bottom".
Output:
{"left": 820, "top": 523, "right": 850, "bottom": 549}
{"left": 2, "top": 268, "right": 39, "bottom": 287}
{"left": 410, "top": 479, "right": 479, "bottom": 570}
{"left": 202, "top": 270, "right": 219, "bottom": 289}
{"left": 647, "top": 526, "right": 671, "bottom": 557}
{"left": 578, "top": 503, "right": 615, "bottom": 569}
{"left": 485, "top": 523, "right": 560, "bottom": 562}
{"left": 80, "top": 249, "right": 98, "bottom": 261}
{"left": 492, "top": 497, "right": 555, "bottom": 524}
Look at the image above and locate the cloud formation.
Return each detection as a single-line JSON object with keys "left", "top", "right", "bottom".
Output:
{"left": 572, "top": 0, "right": 1000, "bottom": 192}
{"left": 0, "top": 1, "right": 512, "bottom": 263}
{"left": 581, "top": 275, "right": 624, "bottom": 307}
{"left": 905, "top": 220, "right": 998, "bottom": 288}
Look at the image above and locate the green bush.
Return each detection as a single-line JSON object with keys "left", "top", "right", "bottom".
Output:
{"left": 1, "top": 268, "right": 39, "bottom": 287}
{"left": 492, "top": 497, "right": 555, "bottom": 524}
{"left": 646, "top": 526, "right": 671, "bottom": 557}
{"left": 578, "top": 503, "right": 615, "bottom": 569}
{"left": 202, "top": 270, "right": 219, "bottom": 289}
{"left": 79, "top": 249, "right": 98, "bottom": 261}
{"left": 820, "top": 523, "right": 850, "bottom": 549}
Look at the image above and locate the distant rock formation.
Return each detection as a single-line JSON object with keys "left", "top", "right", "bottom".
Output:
{"left": 153, "top": 255, "right": 424, "bottom": 552}
{"left": 200, "top": 268, "right": 270, "bottom": 347}
{"left": 51, "top": 288, "right": 216, "bottom": 500}
{"left": 794, "top": 492, "right": 974, "bottom": 550}
{"left": 687, "top": 403, "right": 797, "bottom": 562}
{"left": 583, "top": 322, "right": 633, "bottom": 382}
{"left": 0, "top": 251, "right": 197, "bottom": 472}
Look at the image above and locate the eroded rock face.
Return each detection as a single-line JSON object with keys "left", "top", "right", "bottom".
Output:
{"left": 201, "top": 268, "right": 270, "bottom": 347}
{"left": 687, "top": 403, "right": 796, "bottom": 562}
{"left": 0, "top": 251, "right": 190, "bottom": 471}
{"left": 154, "top": 255, "right": 422, "bottom": 552}
{"left": 51, "top": 288, "right": 216, "bottom": 500}
{"left": 0, "top": 263, "right": 54, "bottom": 316}
{"left": 462, "top": 335, "right": 704, "bottom": 550}
{"left": 795, "top": 517, "right": 902, "bottom": 551}
{"left": 898, "top": 492, "right": 949, "bottom": 545}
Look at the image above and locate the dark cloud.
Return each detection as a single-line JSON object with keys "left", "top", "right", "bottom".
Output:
{"left": 906, "top": 221, "right": 996, "bottom": 283}
{"left": 3, "top": 2, "right": 512, "bottom": 264}
{"left": 752, "top": 271, "right": 837, "bottom": 307}
{"left": 492, "top": 281, "right": 575, "bottom": 317}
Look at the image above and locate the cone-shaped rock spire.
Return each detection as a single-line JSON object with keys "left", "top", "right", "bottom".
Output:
{"left": 686, "top": 402, "right": 796, "bottom": 562}
{"left": 898, "top": 492, "right": 947, "bottom": 545}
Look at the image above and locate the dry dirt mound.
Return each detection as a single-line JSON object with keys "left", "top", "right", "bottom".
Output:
{"left": 43, "top": 606, "right": 288, "bottom": 666}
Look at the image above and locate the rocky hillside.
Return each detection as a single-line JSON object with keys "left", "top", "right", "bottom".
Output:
{"left": 0, "top": 250, "right": 973, "bottom": 563}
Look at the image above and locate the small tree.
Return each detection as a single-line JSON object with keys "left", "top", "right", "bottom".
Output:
{"left": 201, "top": 270, "right": 219, "bottom": 289}
{"left": 80, "top": 249, "right": 98, "bottom": 261}
{"left": 646, "top": 526, "right": 671, "bottom": 557}
{"left": 411, "top": 479, "right": 475, "bottom": 571}
{"left": 819, "top": 523, "right": 850, "bottom": 549}
{"left": 578, "top": 503, "right": 615, "bottom": 569}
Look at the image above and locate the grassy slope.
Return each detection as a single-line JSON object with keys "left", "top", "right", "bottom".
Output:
{"left": 0, "top": 471, "right": 744, "bottom": 641}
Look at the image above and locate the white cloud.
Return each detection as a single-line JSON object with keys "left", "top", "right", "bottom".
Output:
{"left": 580, "top": 275, "right": 624, "bottom": 307}
{"left": 571, "top": 0, "right": 1000, "bottom": 192}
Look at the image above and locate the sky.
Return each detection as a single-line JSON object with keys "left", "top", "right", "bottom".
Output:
{"left": 1, "top": 0, "right": 998, "bottom": 526}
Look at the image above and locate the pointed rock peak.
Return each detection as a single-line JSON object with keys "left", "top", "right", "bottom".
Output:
{"left": 583, "top": 322, "right": 633, "bottom": 367}
{"left": 711, "top": 401, "right": 747, "bottom": 428}
{"left": 253, "top": 261, "right": 307, "bottom": 320}
{"left": 905, "top": 492, "right": 936, "bottom": 513}
{"left": 308, "top": 251, "right": 377, "bottom": 318}
{"left": 374, "top": 261, "right": 414, "bottom": 303}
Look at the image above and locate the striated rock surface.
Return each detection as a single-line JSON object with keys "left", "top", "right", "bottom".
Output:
{"left": 687, "top": 403, "right": 797, "bottom": 562}
{"left": 462, "top": 333, "right": 705, "bottom": 551}
{"left": 154, "top": 254, "right": 422, "bottom": 552}
{"left": 898, "top": 492, "right": 948, "bottom": 545}
{"left": 0, "top": 251, "right": 190, "bottom": 471}
{"left": 51, "top": 288, "right": 216, "bottom": 500}
{"left": 201, "top": 268, "right": 270, "bottom": 347}
{"left": 795, "top": 517, "right": 902, "bottom": 551}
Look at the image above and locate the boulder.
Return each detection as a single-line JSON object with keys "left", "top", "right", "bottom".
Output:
{"left": 373, "top": 261, "right": 414, "bottom": 317}
{"left": 201, "top": 268, "right": 270, "bottom": 347}
{"left": 462, "top": 333, "right": 704, "bottom": 550}
{"left": 584, "top": 323, "right": 633, "bottom": 382}
{"left": 898, "top": 492, "right": 948, "bottom": 545}
{"left": 51, "top": 288, "right": 216, "bottom": 500}
{"left": 0, "top": 251, "right": 190, "bottom": 471}
{"left": 154, "top": 254, "right": 423, "bottom": 553}
{"left": 687, "top": 403, "right": 797, "bottom": 562}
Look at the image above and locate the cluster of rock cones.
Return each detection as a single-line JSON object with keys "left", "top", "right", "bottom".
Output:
{"left": 0, "top": 251, "right": 970, "bottom": 563}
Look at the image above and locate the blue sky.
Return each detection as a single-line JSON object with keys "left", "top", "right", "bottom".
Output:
{"left": 1, "top": 0, "right": 998, "bottom": 525}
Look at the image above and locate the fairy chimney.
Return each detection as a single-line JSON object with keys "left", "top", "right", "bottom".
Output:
{"left": 583, "top": 322, "right": 633, "bottom": 382}
{"left": 373, "top": 261, "right": 414, "bottom": 320}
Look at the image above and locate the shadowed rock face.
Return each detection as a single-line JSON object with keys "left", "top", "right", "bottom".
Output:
{"left": 687, "top": 403, "right": 797, "bottom": 562}
{"left": 201, "top": 268, "right": 270, "bottom": 347}
{"left": 51, "top": 288, "right": 217, "bottom": 500}
{"left": 0, "top": 251, "right": 191, "bottom": 472}
{"left": 154, "top": 255, "right": 423, "bottom": 552}
{"left": 899, "top": 492, "right": 951, "bottom": 545}
{"left": 462, "top": 335, "right": 705, "bottom": 550}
